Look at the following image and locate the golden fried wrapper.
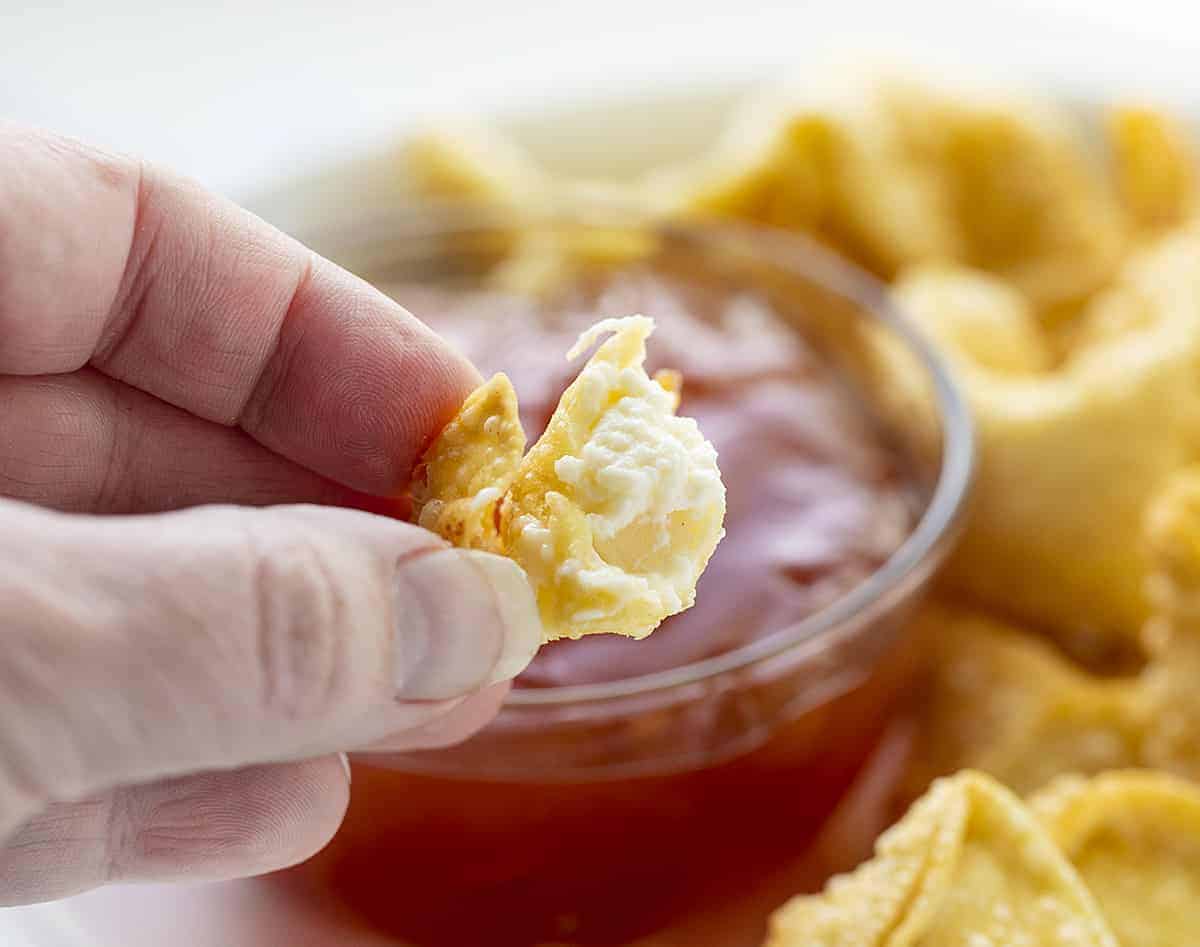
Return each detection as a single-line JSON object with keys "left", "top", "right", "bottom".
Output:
{"left": 1134, "top": 470, "right": 1200, "bottom": 782}
{"left": 672, "top": 89, "right": 960, "bottom": 279}
{"left": 902, "top": 468, "right": 1200, "bottom": 799}
{"left": 411, "top": 316, "right": 725, "bottom": 641}
{"left": 1137, "top": 632, "right": 1200, "bottom": 787}
{"left": 680, "top": 114, "right": 828, "bottom": 229}
{"left": 411, "top": 373, "right": 525, "bottom": 552}
{"left": 892, "top": 263, "right": 1052, "bottom": 375}
{"left": 900, "top": 603, "right": 1143, "bottom": 799}
{"left": 1143, "top": 468, "right": 1200, "bottom": 624}
{"left": 926, "top": 90, "right": 1126, "bottom": 316}
{"left": 486, "top": 225, "right": 656, "bottom": 296}
{"left": 404, "top": 72, "right": 1129, "bottom": 313}
{"left": 892, "top": 227, "right": 1200, "bottom": 657}
{"left": 765, "top": 771, "right": 1117, "bottom": 947}
{"left": 661, "top": 74, "right": 1126, "bottom": 312}
{"left": 1032, "top": 771, "right": 1200, "bottom": 947}
{"left": 404, "top": 123, "right": 657, "bottom": 296}
{"left": 405, "top": 122, "right": 548, "bottom": 208}
{"left": 1107, "top": 105, "right": 1198, "bottom": 237}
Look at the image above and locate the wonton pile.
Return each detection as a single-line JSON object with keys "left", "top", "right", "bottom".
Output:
{"left": 766, "top": 768, "right": 1200, "bottom": 946}
{"left": 403, "top": 69, "right": 1200, "bottom": 944}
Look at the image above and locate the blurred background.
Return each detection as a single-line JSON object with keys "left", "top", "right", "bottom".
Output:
{"left": 5, "top": 2, "right": 1200, "bottom": 945}
{"left": 4, "top": 0, "right": 1198, "bottom": 207}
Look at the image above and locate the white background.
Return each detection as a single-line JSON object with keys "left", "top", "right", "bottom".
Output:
{"left": 1, "top": 1, "right": 1199, "bottom": 943}
{"left": 3, "top": 0, "right": 1200, "bottom": 203}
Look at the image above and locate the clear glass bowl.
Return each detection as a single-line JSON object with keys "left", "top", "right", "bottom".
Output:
{"left": 281, "top": 208, "right": 974, "bottom": 946}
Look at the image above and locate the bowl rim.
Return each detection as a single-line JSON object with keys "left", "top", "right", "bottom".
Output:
{"left": 311, "top": 205, "right": 976, "bottom": 706}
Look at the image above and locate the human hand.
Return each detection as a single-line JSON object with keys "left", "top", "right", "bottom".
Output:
{"left": 0, "top": 125, "right": 541, "bottom": 904}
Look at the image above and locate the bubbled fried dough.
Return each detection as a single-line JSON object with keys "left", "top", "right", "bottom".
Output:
{"left": 412, "top": 316, "right": 725, "bottom": 642}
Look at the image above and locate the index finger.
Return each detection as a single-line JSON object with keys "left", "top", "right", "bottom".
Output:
{"left": 0, "top": 124, "right": 479, "bottom": 494}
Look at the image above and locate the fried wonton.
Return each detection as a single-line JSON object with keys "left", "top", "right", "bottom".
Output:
{"left": 405, "top": 121, "right": 547, "bottom": 209}
{"left": 1032, "top": 771, "right": 1200, "bottom": 947}
{"left": 412, "top": 316, "right": 725, "bottom": 641}
{"left": 663, "top": 80, "right": 962, "bottom": 280}
{"left": 1107, "top": 105, "right": 1198, "bottom": 237}
{"left": 677, "top": 74, "right": 1128, "bottom": 313}
{"left": 1135, "top": 470, "right": 1200, "bottom": 782}
{"left": 900, "top": 604, "right": 1143, "bottom": 799}
{"left": 893, "top": 228, "right": 1200, "bottom": 658}
{"left": 765, "top": 770, "right": 1117, "bottom": 947}
{"left": 901, "top": 467, "right": 1200, "bottom": 797}
{"left": 404, "top": 73, "right": 1175, "bottom": 315}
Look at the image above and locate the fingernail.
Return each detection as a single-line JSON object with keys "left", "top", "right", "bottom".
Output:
{"left": 394, "top": 548, "right": 542, "bottom": 700}
{"left": 337, "top": 752, "right": 352, "bottom": 786}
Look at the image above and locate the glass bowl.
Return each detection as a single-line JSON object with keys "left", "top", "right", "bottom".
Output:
{"left": 281, "top": 207, "right": 974, "bottom": 946}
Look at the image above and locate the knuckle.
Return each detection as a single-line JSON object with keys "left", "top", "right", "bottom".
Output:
{"left": 241, "top": 518, "right": 371, "bottom": 725}
{"left": 0, "top": 130, "right": 139, "bottom": 373}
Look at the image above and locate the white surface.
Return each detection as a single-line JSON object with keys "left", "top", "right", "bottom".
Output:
{"left": 1, "top": 903, "right": 94, "bottom": 947}
{"left": 3, "top": 0, "right": 1200, "bottom": 205}
{"left": 2, "top": 1, "right": 1200, "bottom": 943}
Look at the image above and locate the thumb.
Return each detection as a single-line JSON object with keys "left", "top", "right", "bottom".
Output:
{"left": 0, "top": 499, "right": 541, "bottom": 832}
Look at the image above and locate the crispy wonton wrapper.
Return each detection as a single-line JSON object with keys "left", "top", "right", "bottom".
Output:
{"left": 899, "top": 604, "right": 1144, "bottom": 799}
{"left": 765, "top": 770, "right": 1117, "bottom": 947}
{"left": 892, "top": 228, "right": 1200, "bottom": 659}
{"left": 1135, "top": 469, "right": 1200, "bottom": 782}
{"left": 411, "top": 316, "right": 725, "bottom": 642}
{"left": 1031, "top": 770, "right": 1200, "bottom": 947}
{"left": 1107, "top": 105, "right": 1198, "bottom": 237}
{"left": 406, "top": 73, "right": 1186, "bottom": 316}
{"left": 672, "top": 73, "right": 1129, "bottom": 315}
{"left": 901, "top": 467, "right": 1200, "bottom": 797}
{"left": 767, "top": 769, "right": 1200, "bottom": 947}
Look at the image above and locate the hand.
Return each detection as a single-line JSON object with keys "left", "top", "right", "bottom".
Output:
{"left": 0, "top": 126, "right": 541, "bottom": 905}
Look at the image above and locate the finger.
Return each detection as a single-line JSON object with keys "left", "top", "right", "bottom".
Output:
{"left": 0, "top": 500, "right": 541, "bottom": 837}
{"left": 358, "top": 681, "right": 511, "bottom": 753}
{"left": 0, "top": 369, "right": 405, "bottom": 515}
{"left": 0, "top": 756, "right": 349, "bottom": 906}
{"left": 0, "top": 125, "right": 479, "bottom": 494}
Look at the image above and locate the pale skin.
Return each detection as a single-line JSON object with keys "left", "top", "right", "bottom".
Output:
{"left": 0, "top": 125, "right": 543, "bottom": 905}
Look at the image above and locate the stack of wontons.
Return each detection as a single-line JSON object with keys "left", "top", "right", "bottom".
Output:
{"left": 404, "top": 69, "right": 1200, "bottom": 944}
